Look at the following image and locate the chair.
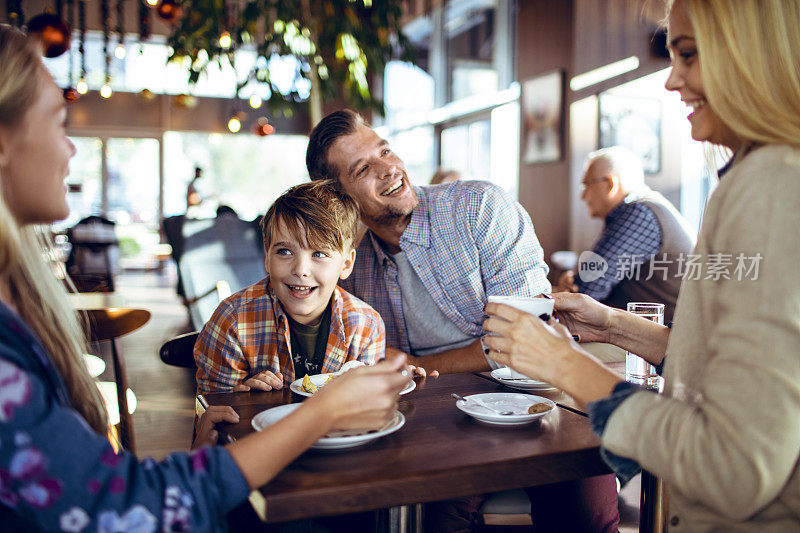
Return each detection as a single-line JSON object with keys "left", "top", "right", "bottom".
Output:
{"left": 67, "top": 216, "right": 120, "bottom": 292}
{"left": 479, "top": 489, "right": 532, "bottom": 527}
{"left": 159, "top": 331, "right": 200, "bottom": 369}
{"left": 175, "top": 213, "right": 266, "bottom": 329}
{"left": 83, "top": 308, "right": 151, "bottom": 453}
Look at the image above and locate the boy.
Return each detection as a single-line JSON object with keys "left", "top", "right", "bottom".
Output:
{"left": 194, "top": 180, "right": 385, "bottom": 393}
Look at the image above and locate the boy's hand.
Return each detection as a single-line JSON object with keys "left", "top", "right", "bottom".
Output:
{"left": 192, "top": 405, "right": 239, "bottom": 449}
{"left": 233, "top": 370, "right": 284, "bottom": 392}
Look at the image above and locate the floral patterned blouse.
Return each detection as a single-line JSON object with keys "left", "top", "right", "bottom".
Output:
{"left": 0, "top": 303, "right": 250, "bottom": 531}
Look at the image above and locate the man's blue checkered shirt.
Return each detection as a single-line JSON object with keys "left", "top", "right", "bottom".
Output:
{"left": 341, "top": 181, "right": 551, "bottom": 353}
{"left": 575, "top": 193, "right": 662, "bottom": 301}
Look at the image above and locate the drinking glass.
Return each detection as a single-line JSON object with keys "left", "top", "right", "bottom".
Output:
{"left": 625, "top": 302, "right": 664, "bottom": 390}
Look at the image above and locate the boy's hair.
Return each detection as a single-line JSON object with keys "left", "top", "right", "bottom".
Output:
{"left": 261, "top": 180, "right": 360, "bottom": 253}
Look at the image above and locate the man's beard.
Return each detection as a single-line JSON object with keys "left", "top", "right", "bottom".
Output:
{"left": 366, "top": 205, "right": 414, "bottom": 226}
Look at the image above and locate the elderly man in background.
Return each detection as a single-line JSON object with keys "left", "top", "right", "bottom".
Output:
{"left": 558, "top": 146, "right": 696, "bottom": 322}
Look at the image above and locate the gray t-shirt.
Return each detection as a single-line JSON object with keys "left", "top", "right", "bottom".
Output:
{"left": 392, "top": 250, "right": 477, "bottom": 357}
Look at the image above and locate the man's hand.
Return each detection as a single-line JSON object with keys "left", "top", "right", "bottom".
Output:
{"left": 406, "top": 355, "right": 440, "bottom": 378}
{"left": 554, "top": 270, "right": 578, "bottom": 293}
{"left": 192, "top": 405, "right": 239, "bottom": 449}
{"left": 233, "top": 370, "right": 284, "bottom": 392}
{"left": 385, "top": 345, "right": 439, "bottom": 378}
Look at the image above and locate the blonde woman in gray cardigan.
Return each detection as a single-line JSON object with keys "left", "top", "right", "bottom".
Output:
{"left": 483, "top": 0, "right": 800, "bottom": 531}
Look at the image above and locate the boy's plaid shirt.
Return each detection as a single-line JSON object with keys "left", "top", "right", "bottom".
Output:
{"left": 341, "top": 181, "right": 550, "bottom": 353}
{"left": 194, "top": 276, "right": 385, "bottom": 393}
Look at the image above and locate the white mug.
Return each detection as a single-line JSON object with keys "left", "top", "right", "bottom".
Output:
{"left": 486, "top": 295, "right": 554, "bottom": 379}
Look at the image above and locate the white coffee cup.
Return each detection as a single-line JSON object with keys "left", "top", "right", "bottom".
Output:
{"left": 486, "top": 295, "right": 555, "bottom": 379}
{"left": 487, "top": 295, "right": 554, "bottom": 319}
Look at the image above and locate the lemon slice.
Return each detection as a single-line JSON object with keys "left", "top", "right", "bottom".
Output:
{"left": 301, "top": 374, "right": 318, "bottom": 393}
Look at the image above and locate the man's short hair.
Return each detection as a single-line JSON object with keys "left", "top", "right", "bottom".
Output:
{"left": 261, "top": 180, "right": 360, "bottom": 253}
{"left": 306, "top": 109, "right": 366, "bottom": 181}
{"left": 585, "top": 146, "right": 647, "bottom": 194}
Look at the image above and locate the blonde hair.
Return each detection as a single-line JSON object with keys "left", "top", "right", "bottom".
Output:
{"left": 0, "top": 25, "right": 108, "bottom": 434}
{"left": 671, "top": 0, "right": 800, "bottom": 150}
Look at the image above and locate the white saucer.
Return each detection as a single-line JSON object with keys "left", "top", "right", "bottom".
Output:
{"left": 252, "top": 403, "right": 406, "bottom": 449}
{"left": 455, "top": 393, "right": 555, "bottom": 426}
{"left": 490, "top": 368, "right": 557, "bottom": 391}
{"left": 290, "top": 373, "right": 416, "bottom": 397}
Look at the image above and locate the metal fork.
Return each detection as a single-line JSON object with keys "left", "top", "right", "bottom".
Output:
{"left": 452, "top": 393, "right": 515, "bottom": 415}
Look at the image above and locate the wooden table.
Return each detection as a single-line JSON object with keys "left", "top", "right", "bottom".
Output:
{"left": 477, "top": 361, "right": 663, "bottom": 533}
{"left": 476, "top": 361, "right": 628, "bottom": 417}
{"left": 198, "top": 372, "right": 611, "bottom": 526}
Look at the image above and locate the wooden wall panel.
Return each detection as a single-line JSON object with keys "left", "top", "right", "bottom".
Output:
{"left": 516, "top": 0, "right": 670, "bottom": 266}
{"left": 571, "top": 0, "right": 669, "bottom": 101}
{"left": 516, "top": 0, "right": 574, "bottom": 271}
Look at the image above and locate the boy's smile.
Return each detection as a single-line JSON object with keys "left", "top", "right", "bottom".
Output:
{"left": 267, "top": 219, "right": 355, "bottom": 325}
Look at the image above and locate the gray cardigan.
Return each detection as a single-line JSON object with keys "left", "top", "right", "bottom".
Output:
{"left": 603, "top": 145, "right": 800, "bottom": 531}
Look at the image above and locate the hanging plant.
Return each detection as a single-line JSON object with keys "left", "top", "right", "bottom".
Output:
{"left": 100, "top": 0, "right": 112, "bottom": 96}
{"left": 165, "top": 0, "right": 415, "bottom": 125}
{"left": 138, "top": 0, "right": 152, "bottom": 41}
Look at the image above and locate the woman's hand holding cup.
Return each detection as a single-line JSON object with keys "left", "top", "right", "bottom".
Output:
{"left": 552, "top": 292, "right": 615, "bottom": 344}
{"left": 483, "top": 301, "right": 579, "bottom": 386}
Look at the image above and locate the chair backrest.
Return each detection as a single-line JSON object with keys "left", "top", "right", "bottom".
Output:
{"left": 178, "top": 214, "right": 266, "bottom": 328}
{"left": 159, "top": 331, "right": 200, "bottom": 369}
{"left": 67, "top": 216, "right": 120, "bottom": 274}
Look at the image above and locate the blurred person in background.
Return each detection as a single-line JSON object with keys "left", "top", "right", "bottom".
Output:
{"left": 557, "top": 146, "right": 695, "bottom": 322}
{"left": 430, "top": 167, "right": 461, "bottom": 185}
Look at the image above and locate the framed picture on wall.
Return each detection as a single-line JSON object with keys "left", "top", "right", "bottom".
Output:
{"left": 598, "top": 93, "right": 662, "bottom": 173}
{"left": 522, "top": 70, "right": 563, "bottom": 164}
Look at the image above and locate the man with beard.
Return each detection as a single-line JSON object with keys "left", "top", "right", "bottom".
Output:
{"left": 305, "top": 110, "right": 620, "bottom": 533}
{"left": 306, "top": 110, "right": 550, "bottom": 374}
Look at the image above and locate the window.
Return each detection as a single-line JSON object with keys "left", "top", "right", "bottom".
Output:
{"left": 43, "top": 33, "right": 302, "bottom": 100}
{"left": 163, "top": 132, "right": 310, "bottom": 221}
{"left": 446, "top": 0, "right": 498, "bottom": 102}
{"left": 441, "top": 118, "right": 491, "bottom": 180}
{"left": 598, "top": 68, "right": 719, "bottom": 233}
{"left": 382, "top": 0, "right": 517, "bottom": 194}
{"left": 57, "top": 137, "right": 103, "bottom": 232}
{"left": 105, "top": 138, "right": 161, "bottom": 269}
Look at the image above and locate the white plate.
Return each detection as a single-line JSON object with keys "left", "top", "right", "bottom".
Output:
{"left": 490, "top": 368, "right": 557, "bottom": 391}
{"left": 290, "top": 373, "right": 416, "bottom": 397}
{"left": 251, "top": 403, "right": 405, "bottom": 449}
{"left": 455, "top": 393, "right": 555, "bottom": 426}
